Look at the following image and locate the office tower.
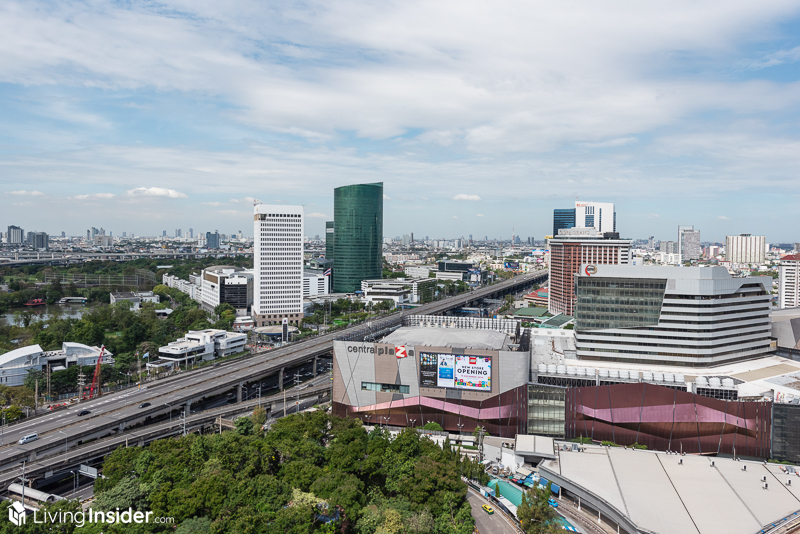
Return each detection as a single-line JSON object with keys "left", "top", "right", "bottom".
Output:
{"left": 122, "top": 232, "right": 127, "bottom": 237}
{"left": 7, "top": 226, "right": 23, "bottom": 244}
{"left": 237, "top": 230, "right": 243, "bottom": 240}
{"left": 726, "top": 234, "right": 766, "bottom": 264}
{"left": 553, "top": 208, "right": 576, "bottom": 236}
{"left": 61, "top": 231, "right": 65, "bottom": 238}
{"left": 325, "top": 221, "right": 334, "bottom": 257}
{"left": 175, "top": 229, "right": 182, "bottom": 238}
{"left": 548, "top": 229, "right": 631, "bottom": 316}
{"left": 91, "top": 227, "right": 99, "bottom": 239}
{"left": 648, "top": 236, "right": 654, "bottom": 249}
{"left": 206, "top": 231, "right": 220, "bottom": 249}
{"left": 86, "top": 230, "right": 90, "bottom": 241}
{"left": 162, "top": 230, "right": 167, "bottom": 237}
{"left": 332, "top": 182, "right": 383, "bottom": 293}
{"left": 779, "top": 254, "right": 800, "bottom": 309}
{"left": 253, "top": 204, "right": 304, "bottom": 326}
{"left": 575, "top": 201, "right": 616, "bottom": 233}
{"left": 574, "top": 266, "right": 772, "bottom": 366}
{"left": 188, "top": 228, "right": 194, "bottom": 238}
{"left": 100, "top": 227, "right": 105, "bottom": 235}
{"left": 678, "top": 225, "right": 701, "bottom": 261}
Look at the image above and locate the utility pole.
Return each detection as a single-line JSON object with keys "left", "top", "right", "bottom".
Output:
{"left": 294, "top": 372, "right": 300, "bottom": 414}
{"left": 46, "top": 363, "right": 51, "bottom": 403}
{"left": 77, "top": 368, "right": 85, "bottom": 402}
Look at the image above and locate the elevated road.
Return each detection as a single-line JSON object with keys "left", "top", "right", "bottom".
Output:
{"left": 0, "top": 270, "right": 546, "bottom": 472}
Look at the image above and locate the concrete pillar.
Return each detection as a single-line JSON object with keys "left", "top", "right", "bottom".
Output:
{"left": 279, "top": 367, "right": 285, "bottom": 391}
{"left": 237, "top": 383, "right": 243, "bottom": 403}
{"left": 186, "top": 400, "right": 192, "bottom": 413}
{"left": 313, "top": 356, "right": 318, "bottom": 377}
{"left": 119, "top": 421, "right": 126, "bottom": 432}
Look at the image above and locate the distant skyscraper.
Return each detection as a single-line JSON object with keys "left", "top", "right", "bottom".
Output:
{"left": 660, "top": 241, "right": 679, "bottom": 254}
{"left": 648, "top": 236, "right": 654, "bottom": 249}
{"left": 332, "top": 182, "right": 383, "bottom": 293}
{"left": 7, "top": 226, "right": 23, "bottom": 244}
{"left": 175, "top": 229, "right": 182, "bottom": 238}
{"left": 86, "top": 229, "right": 90, "bottom": 241}
{"left": 27, "top": 231, "right": 48, "bottom": 250}
{"left": 123, "top": 232, "right": 127, "bottom": 237}
{"left": 61, "top": 231, "right": 65, "bottom": 238}
{"left": 206, "top": 231, "right": 220, "bottom": 249}
{"left": 553, "top": 208, "right": 576, "bottom": 236}
{"left": 253, "top": 204, "right": 304, "bottom": 326}
{"left": 779, "top": 254, "right": 800, "bottom": 309}
{"left": 726, "top": 234, "right": 765, "bottom": 264}
{"left": 188, "top": 228, "right": 194, "bottom": 238}
{"left": 162, "top": 230, "right": 167, "bottom": 237}
{"left": 91, "top": 227, "right": 99, "bottom": 239}
{"left": 678, "top": 225, "right": 701, "bottom": 261}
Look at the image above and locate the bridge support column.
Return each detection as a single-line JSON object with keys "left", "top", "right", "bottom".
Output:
{"left": 237, "top": 383, "right": 243, "bottom": 403}
{"left": 29, "top": 451, "right": 36, "bottom": 462}
{"left": 279, "top": 367, "right": 285, "bottom": 391}
{"left": 185, "top": 400, "right": 192, "bottom": 414}
{"left": 119, "top": 421, "right": 126, "bottom": 432}
{"left": 313, "top": 357, "right": 318, "bottom": 377}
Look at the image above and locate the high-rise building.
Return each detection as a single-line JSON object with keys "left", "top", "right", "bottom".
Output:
{"left": 575, "top": 201, "right": 615, "bottom": 233}
{"left": 678, "top": 225, "right": 701, "bottom": 261}
{"left": 188, "top": 228, "right": 194, "bottom": 239}
{"left": 553, "top": 208, "right": 576, "bottom": 236}
{"left": 27, "top": 231, "right": 49, "bottom": 250}
{"left": 574, "top": 265, "right": 772, "bottom": 366}
{"left": 206, "top": 231, "right": 220, "bottom": 249}
{"left": 253, "top": 204, "right": 304, "bottom": 326}
{"left": 648, "top": 236, "right": 654, "bottom": 249}
{"left": 659, "top": 240, "right": 678, "bottom": 254}
{"left": 86, "top": 230, "right": 90, "bottom": 241}
{"left": 7, "top": 226, "right": 23, "bottom": 244}
{"left": 779, "top": 254, "right": 800, "bottom": 309}
{"left": 726, "top": 234, "right": 766, "bottom": 264}
{"left": 548, "top": 229, "right": 631, "bottom": 316}
{"left": 332, "top": 182, "right": 383, "bottom": 293}
{"left": 61, "top": 231, "right": 66, "bottom": 238}
{"left": 122, "top": 232, "right": 127, "bottom": 237}
{"left": 175, "top": 229, "right": 182, "bottom": 238}
{"left": 162, "top": 230, "right": 167, "bottom": 237}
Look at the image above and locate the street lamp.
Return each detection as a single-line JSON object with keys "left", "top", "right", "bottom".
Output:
{"left": 409, "top": 418, "right": 416, "bottom": 429}
{"left": 364, "top": 414, "right": 371, "bottom": 426}
{"left": 57, "top": 430, "right": 68, "bottom": 462}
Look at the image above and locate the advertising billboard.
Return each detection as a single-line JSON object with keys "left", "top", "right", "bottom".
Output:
{"left": 454, "top": 355, "right": 492, "bottom": 391}
{"left": 504, "top": 261, "right": 519, "bottom": 270}
{"left": 419, "top": 352, "right": 491, "bottom": 391}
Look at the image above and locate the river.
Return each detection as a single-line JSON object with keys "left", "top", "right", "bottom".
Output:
{"left": 0, "top": 303, "right": 91, "bottom": 326}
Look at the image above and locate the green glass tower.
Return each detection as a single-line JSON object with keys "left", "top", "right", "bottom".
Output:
{"left": 332, "top": 182, "right": 383, "bottom": 293}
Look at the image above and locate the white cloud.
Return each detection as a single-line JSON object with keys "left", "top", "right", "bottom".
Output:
{"left": 9, "top": 190, "right": 43, "bottom": 196}
{"left": 647, "top": 213, "right": 660, "bottom": 219}
{"left": 476, "top": 213, "right": 484, "bottom": 217}
{"left": 71, "top": 192, "right": 115, "bottom": 200}
{"left": 383, "top": 194, "right": 391, "bottom": 200}
{"left": 452, "top": 215, "right": 458, "bottom": 219}
{"left": 127, "top": 187, "right": 188, "bottom": 199}
{"left": 203, "top": 201, "right": 223, "bottom": 206}
{"left": 230, "top": 197, "right": 258, "bottom": 204}
{"left": 307, "top": 212, "right": 328, "bottom": 218}
{"left": 718, "top": 215, "right": 729, "bottom": 220}
{"left": 453, "top": 194, "right": 481, "bottom": 201}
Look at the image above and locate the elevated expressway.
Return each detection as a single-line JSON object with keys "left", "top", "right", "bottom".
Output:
{"left": 0, "top": 270, "right": 547, "bottom": 481}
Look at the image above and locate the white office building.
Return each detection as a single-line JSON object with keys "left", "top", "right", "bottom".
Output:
{"left": 199, "top": 266, "right": 253, "bottom": 315}
{"left": 575, "top": 201, "right": 616, "bottom": 234}
{"left": 153, "top": 329, "right": 247, "bottom": 366}
{"left": 726, "top": 234, "right": 766, "bottom": 264}
{"left": 779, "top": 254, "right": 800, "bottom": 309}
{"left": 303, "top": 271, "right": 330, "bottom": 298}
{"left": 574, "top": 265, "right": 772, "bottom": 366}
{"left": 253, "top": 204, "right": 304, "bottom": 326}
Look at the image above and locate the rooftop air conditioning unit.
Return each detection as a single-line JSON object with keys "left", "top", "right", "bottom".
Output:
{"left": 763, "top": 482, "right": 769, "bottom": 490}
{"left": 762, "top": 476, "right": 767, "bottom": 482}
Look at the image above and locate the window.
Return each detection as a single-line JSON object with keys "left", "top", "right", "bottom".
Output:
{"left": 361, "top": 382, "right": 409, "bottom": 394}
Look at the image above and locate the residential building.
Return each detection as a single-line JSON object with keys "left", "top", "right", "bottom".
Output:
{"left": 659, "top": 240, "right": 678, "bottom": 254}
{"left": 726, "top": 234, "right": 766, "bottom": 264}
{"left": 331, "top": 182, "right": 383, "bottom": 293}
{"left": 163, "top": 273, "right": 202, "bottom": 302}
{"left": 27, "top": 231, "right": 48, "bottom": 250}
{"left": 574, "top": 201, "right": 616, "bottom": 233}
{"left": 199, "top": 266, "right": 253, "bottom": 315}
{"left": 253, "top": 204, "right": 304, "bottom": 326}
{"left": 547, "top": 228, "right": 631, "bottom": 316}
{"left": 574, "top": 265, "right": 772, "bottom": 366}
{"left": 110, "top": 291, "right": 160, "bottom": 310}
{"left": 7, "top": 226, "right": 23, "bottom": 244}
{"left": 94, "top": 235, "right": 113, "bottom": 247}
{"left": 206, "top": 231, "right": 221, "bottom": 249}
{"left": 779, "top": 254, "right": 800, "bottom": 309}
{"left": 678, "top": 225, "right": 701, "bottom": 261}
{"left": 404, "top": 266, "right": 433, "bottom": 278}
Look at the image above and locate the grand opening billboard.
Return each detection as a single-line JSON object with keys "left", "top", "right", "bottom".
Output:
{"left": 419, "top": 352, "right": 491, "bottom": 391}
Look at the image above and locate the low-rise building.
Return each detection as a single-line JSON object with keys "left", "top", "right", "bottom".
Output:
{"left": 110, "top": 291, "right": 160, "bottom": 310}
{"left": 0, "top": 342, "right": 112, "bottom": 387}
{"left": 153, "top": 329, "right": 247, "bottom": 366}
{"left": 360, "top": 277, "right": 436, "bottom": 304}
{"left": 199, "top": 266, "right": 253, "bottom": 315}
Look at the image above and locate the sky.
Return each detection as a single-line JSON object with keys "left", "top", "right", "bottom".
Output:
{"left": 1, "top": 1, "right": 800, "bottom": 243}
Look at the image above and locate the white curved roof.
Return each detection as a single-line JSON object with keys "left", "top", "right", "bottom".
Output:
{"left": 0, "top": 344, "right": 44, "bottom": 367}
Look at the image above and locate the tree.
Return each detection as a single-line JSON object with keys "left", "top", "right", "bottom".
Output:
{"left": 422, "top": 421, "right": 442, "bottom": 431}
{"left": 252, "top": 405, "right": 267, "bottom": 429}
{"left": 236, "top": 416, "right": 254, "bottom": 436}
{"left": 517, "top": 482, "right": 560, "bottom": 534}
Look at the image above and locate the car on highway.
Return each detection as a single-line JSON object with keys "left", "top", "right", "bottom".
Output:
{"left": 481, "top": 504, "right": 494, "bottom": 515}
{"left": 77, "top": 410, "right": 91, "bottom": 416}
{"left": 18, "top": 433, "right": 38, "bottom": 444}
{"left": 138, "top": 402, "right": 151, "bottom": 409}
{"left": 548, "top": 498, "right": 558, "bottom": 508}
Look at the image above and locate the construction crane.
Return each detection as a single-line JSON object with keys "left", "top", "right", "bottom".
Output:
{"left": 86, "top": 346, "right": 106, "bottom": 400}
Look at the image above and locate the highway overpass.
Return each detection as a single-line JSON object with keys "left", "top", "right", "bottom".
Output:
{"left": 0, "top": 270, "right": 546, "bottom": 478}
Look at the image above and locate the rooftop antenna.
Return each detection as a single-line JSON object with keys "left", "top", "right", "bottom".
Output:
{"left": 253, "top": 198, "right": 261, "bottom": 207}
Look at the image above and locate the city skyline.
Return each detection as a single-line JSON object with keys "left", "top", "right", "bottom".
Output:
{"left": 0, "top": 2, "right": 799, "bottom": 239}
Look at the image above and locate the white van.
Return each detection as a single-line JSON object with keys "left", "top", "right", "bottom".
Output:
{"left": 18, "top": 433, "right": 38, "bottom": 445}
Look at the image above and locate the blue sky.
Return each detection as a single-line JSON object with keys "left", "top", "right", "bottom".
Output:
{"left": 1, "top": 1, "right": 800, "bottom": 242}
